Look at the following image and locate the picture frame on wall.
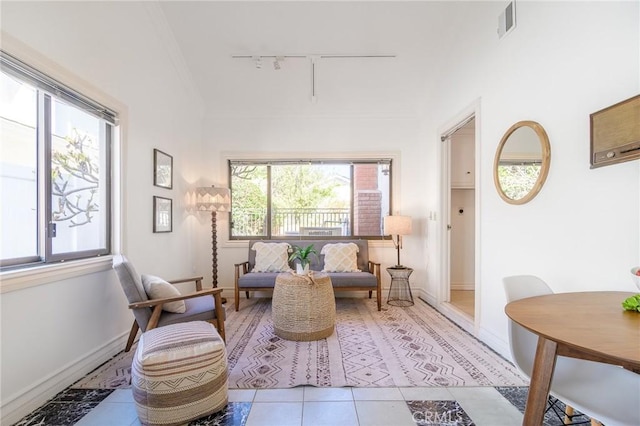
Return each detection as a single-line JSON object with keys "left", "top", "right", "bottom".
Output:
{"left": 153, "top": 196, "right": 172, "bottom": 233}
{"left": 153, "top": 149, "right": 173, "bottom": 189}
{"left": 590, "top": 94, "right": 640, "bottom": 168}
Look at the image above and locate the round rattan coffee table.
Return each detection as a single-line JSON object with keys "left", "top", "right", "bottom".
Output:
{"left": 272, "top": 271, "right": 336, "bottom": 341}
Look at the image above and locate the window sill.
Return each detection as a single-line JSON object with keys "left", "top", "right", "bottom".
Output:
{"left": 0, "top": 256, "right": 114, "bottom": 294}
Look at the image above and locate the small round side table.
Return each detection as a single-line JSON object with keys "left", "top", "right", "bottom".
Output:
{"left": 386, "top": 266, "right": 414, "bottom": 307}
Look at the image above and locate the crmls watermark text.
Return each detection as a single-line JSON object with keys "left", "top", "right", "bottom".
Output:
{"left": 412, "top": 409, "right": 462, "bottom": 425}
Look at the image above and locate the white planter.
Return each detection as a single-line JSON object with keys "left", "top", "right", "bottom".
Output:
{"left": 296, "top": 264, "right": 310, "bottom": 274}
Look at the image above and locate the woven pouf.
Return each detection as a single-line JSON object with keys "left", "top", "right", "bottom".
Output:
{"left": 272, "top": 271, "right": 336, "bottom": 341}
{"left": 131, "top": 321, "right": 228, "bottom": 426}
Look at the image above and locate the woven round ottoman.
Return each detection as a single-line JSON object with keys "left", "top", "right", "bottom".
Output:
{"left": 131, "top": 321, "right": 228, "bottom": 426}
{"left": 272, "top": 271, "right": 336, "bottom": 341}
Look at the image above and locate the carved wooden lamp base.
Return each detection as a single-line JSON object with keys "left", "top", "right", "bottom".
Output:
{"left": 196, "top": 185, "right": 231, "bottom": 305}
{"left": 211, "top": 210, "right": 227, "bottom": 304}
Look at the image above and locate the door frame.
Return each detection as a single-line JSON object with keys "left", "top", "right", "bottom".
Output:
{"left": 437, "top": 100, "right": 481, "bottom": 335}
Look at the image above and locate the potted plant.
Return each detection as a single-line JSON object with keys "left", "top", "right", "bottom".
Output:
{"left": 288, "top": 244, "right": 318, "bottom": 274}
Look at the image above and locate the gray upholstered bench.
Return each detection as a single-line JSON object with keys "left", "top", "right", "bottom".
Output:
{"left": 234, "top": 239, "right": 381, "bottom": 311}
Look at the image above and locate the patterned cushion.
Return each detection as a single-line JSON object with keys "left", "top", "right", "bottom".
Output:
{"left": 132, "top": 321, "right": 228, "bottom": 425}
{"left": 251, "top": 242, "right": 292, "bottom": 272}
{"left": 321, "top": 243, "right": 360, "bottom": 272}
{"left": 141, "top": 274, "right": 186, "bottom": 313}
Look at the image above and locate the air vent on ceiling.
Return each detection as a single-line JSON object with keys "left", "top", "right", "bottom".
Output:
{"left": 498, "top": 1, "right": 516, "bottom": 39}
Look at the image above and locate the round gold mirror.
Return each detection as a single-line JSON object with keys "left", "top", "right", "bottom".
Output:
{"left": 493, "top": 121, "right": 551, "bottom": 205}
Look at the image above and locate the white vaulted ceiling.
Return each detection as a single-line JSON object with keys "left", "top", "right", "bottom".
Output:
{"left": 156, "top": 1, "right": 465, "bottom": 117}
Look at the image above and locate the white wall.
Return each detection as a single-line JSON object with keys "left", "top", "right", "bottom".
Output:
{"left": 450, "top": 189, "right": 476, "bottom": 290}
{"left": 424, "top": 1, "right": 640, "bottom": 354}
{"left": 0, "top": 3, "right": 205, "bottom": 424}
{"left": 0, "top": 1, "right": 638, "bottom": 423}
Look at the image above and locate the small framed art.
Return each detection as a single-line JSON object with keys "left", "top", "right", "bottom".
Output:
{"left": 153, "top": 196, "right": 172, "bottom": 233}
{"left": 153, "top": 149, "right": 173, "bottom": 189}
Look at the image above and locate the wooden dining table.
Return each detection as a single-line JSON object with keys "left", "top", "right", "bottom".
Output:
{"left": 505, "top": 291, "right": 640, "bottom": 426}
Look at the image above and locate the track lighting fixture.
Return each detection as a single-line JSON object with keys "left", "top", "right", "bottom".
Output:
{"left": 232, "top": 53, "right": 396, "bottom": 102}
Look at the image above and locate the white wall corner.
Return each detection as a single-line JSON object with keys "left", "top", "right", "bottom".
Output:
{"left": 143, "top": 2, "right": 205, "bottom": 113}
{"left": 416, "top": 288, "right": 436, "bottom": 305}
{"left": 0, "top": 332, "right": 129, "bottom": 426}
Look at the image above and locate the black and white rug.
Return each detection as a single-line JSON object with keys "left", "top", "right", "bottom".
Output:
{"left": 226, "top": 298, "right": 526, "bottom": 388}
{"left": 74, "top": 298, "right": 526, "bottom": 389}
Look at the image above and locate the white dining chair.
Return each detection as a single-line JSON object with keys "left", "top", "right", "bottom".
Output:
{"left": 503, "top": 275, "right": 640, "bottom": 426}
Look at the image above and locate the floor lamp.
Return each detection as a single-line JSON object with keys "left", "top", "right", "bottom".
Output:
{"left": 383, "top": 215, "right": 412, "bottom": 267}
{"left": 196, "top": 186, "right": 231, "bottom": 303}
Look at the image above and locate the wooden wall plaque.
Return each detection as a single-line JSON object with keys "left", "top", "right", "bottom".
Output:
{"left": 590, "top": 94, "right": 640, "bottom": 168}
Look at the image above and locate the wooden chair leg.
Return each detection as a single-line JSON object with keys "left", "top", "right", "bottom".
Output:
{"left": 125, "top": 321, "right": 139, "bottom": 352}
{"left": 235, "top": 285, "right": 240, "bottom": 312}
{"left": 368, "top": 290, "right": 372, "bottom": 298}
{"left": 213, "top": 293, "right": 226, "bottom": 343}
{"left": 563, "top": 405, "right": 574, "bottom": 424}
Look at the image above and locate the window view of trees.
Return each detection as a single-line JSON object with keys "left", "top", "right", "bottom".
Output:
{"left": 229, "top": 164, "right": 267, "bottom": 236}
{"left": 496, "top": 163, "right": 541, "bottom": 201}
{"left": 229, "top": 160, "right": 390, "bottom": 239}
{"left": 1, "top": 54, "right": 113, "bottom": 268}
{"left": 52, "top": 126, "right": 101, "bottom": 228}
{"left": 50, "top": 103, "right": 108, "bottom": 256}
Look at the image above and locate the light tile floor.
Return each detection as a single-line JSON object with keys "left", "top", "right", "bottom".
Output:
{"left": 16, "top": 383, "right": 591, "bottom": 425}
{"left": 45, "top": 386, "right": 526, "bottom": 426}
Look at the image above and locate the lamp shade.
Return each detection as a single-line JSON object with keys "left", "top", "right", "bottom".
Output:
{"left": 384, "top": 215, "right": 412, "bottom": 236}
{"left": 196, "top": 186, "right": 231, "bottom": 212}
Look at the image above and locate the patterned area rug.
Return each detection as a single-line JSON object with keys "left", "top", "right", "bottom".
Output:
{"left": 73, "top": 298, "right": 526, "bottom": 389}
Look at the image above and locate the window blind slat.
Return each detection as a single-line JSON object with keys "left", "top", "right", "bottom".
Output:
{"left": 0, "top": 51, "right": 117, "bottom": 124}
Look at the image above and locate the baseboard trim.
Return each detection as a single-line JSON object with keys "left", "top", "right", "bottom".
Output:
{"left": 416, "top": 289, "right": 435, "bottom": 305}
{"left": 1, "top": 332, "right": 128, "bottom": 425}
{"left": 477, "top": 326, "right": 512, "bottom": 361}
{"left": 419, "top": 295, "right": 512, "bottom": 362}
{"left": 436, "top": 302, "right": 475, "bottom": 334}
{"left": 450, "top": 283, "right": 475, "bottom": 291}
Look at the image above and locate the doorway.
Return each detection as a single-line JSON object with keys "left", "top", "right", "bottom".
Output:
{"left": 439, "top": 113, "right": 478, "bottom": 334}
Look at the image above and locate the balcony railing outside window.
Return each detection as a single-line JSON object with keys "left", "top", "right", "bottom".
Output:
{"left": 229, "top": 160, "right": 391, "bottom": 239}
{"left": 232, "top": 207, "right": 350, "bottom": 237}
